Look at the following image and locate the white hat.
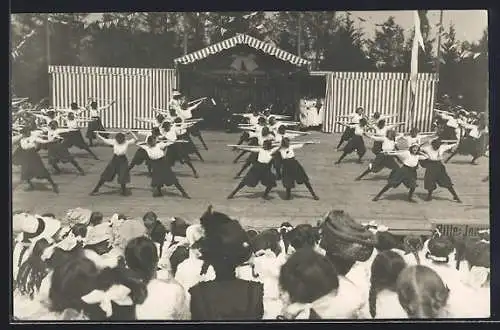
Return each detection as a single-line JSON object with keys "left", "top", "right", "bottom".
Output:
{"left": 14, "top": 213, "right": 61, "bottom": 242}
{"left": 84, "top": 223, "right": 112, "bottom": 246}
{"left": 172, "top": 91, "right": 181, "bottom": 97}
{"left": 186, "top": 224, "right": 205, "bottom": 247}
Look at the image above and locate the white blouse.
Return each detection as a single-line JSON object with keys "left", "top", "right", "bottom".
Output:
{"left": 66, "top": 119, "right": 79, "bottom": 129}
{"left": 20, "top": 136, "right": 45, "bottom": 150}
{"left": 135, "top": 279, "right": 189, "bottom": 320}
{"left": 350, "top": 113, "right": 362, "bottom": 124}
{"left": 370, "top": 136, "right": 395, "bottom": 152}
{"left": 279, "top": 144, "right": 303, "bottom": 159}
{"left": 257, "top": 148, "right": 277, "bottom": 163}
{"left": 249, "top": 115, "right": 260, "bottom": 126}
{"left": 100, "top": 138, "right": 135, "bottom": 155}
{"left": 162, "top": 129, "right": 178, "bottom": 142}
{"left": 422, "top": 144, "right": 456, "bottom": 161}
{"left": 142, "top": 142, "right": 168, "bottom": 160}
{"left": 393, "top": 150, "right": 422, "bottom": 167}
{"left": 406, "top": 136, "right": 422, "bottom": 146}
{"left": 374, "top": 126, "right": 388, "bottom": 137}
{"left": 354, "top": 125, "right": 365, "bottom": 136}
{"left": 89, "top": 109, "right": 99, "bottom": 117}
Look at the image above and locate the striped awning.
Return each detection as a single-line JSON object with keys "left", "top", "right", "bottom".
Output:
{"left": 174, "top": 34, "right": 310, "bottom": 67}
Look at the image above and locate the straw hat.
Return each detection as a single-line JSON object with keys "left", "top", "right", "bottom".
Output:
{"left": 84, "top": 223, "right": 113, "bottom": 246}
{"left": 14, "top": 213, "right": 61, "bottom": 242}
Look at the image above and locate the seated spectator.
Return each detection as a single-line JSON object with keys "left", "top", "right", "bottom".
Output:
{"left": 367, "top": 250, "right": 407, "bottom": 319}
{"left": 189, "top": 206, "right": 264, "bottom": 320}
{"left": 396, "top": 265, "right": 450, "bottom": 318}
{"left": 285, "top": 224, "right": 325, "bottom": 256}
{"left": 125, "top": 236, "right": 189, "bottom": 320}
{"left": 142, "top": 211, "right": 168, "bottom": 257}
{"left": 278, "top": 248, "right": 368, "bottom": 319}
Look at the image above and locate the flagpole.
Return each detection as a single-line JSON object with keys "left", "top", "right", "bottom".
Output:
{"left": 436, "top": 10, "right": 444, "bottom": 77}
{"left": 183, "top": 13, "right": 188, "bottom": 55}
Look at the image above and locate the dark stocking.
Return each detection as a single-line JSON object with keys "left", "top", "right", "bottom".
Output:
{"left": 183, "top": 158, "right": 199, "bottom": 178}
{"left": 448, "top": 186, "right": 462, "bottom": 203}
{"left": 83, "top": 145, "right": 99, "bottom": 160}
{"left": 262, "top": 186, "right": 273, "bottom": 198}
{"left": 45, "top": 175, "right": 58, "bottom": 193}
{"left": 197, "top": 134, "right": 208, "bottom": 151}
{"left": 356, "top": 168, "right": 372, "bottom": 181}
{"left": 174, "top": 182, "right": 191, "bottom": 199}
{"left": 120, "top": 184, "right": 129, "bottom": 196}
{"left": 235, "top": 159, "right": 252, "bottom": 178}
{"left": 373, "top": 184, "right": 391, "bottom": 201}
{"left": 285, "top": 188, "right": 292, "bottom": 200}
{"left": 227, "top": 182, "right": 246, "bottom": 199}
{"left": 426, "top": 189, "right": 434, "bottom": 201}
{"left": 233, "top": 150, "right": 249, "bottom": 163}
{"left": 304, "top": 181, "right": 319, "bottom": 200}
{"left": 153, "top": 186, "right": 163, "bottom": 197}
{"left": 90, "top": 179, "right": 105, "bottom": 195}
{"left": 408, "top": 187, "right": 416, "bottom": 202}
{"left": 70, "top": 158, "right": 85, "bottom": 175}
{"left": 335, "top": 152, "right": 348, "bottom": 164}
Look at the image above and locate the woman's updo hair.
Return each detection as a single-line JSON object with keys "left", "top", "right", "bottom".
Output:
{"left": 124, "top": 236, "right": 158, "bottom": 283}
{"left": 174, "top": 117, "right": 182, "bottom": 124}
{"left": 279, "top": 248, "right": 339, "bottom": 304}
{"left": 70, "top": 102, "right": 78, "bottom": 110}
{"left": 396, "top": 265, "right": 450, "bottom": 318}
{"left": 377, "top": 119, "right": 386, "bottom": 129}
{"left": 431, "top": 138, "right": 442, "bottom": 150}
{"left": 251, "top": 229, "right": 281, "bottom": 256}
{"left": 115, "top": 133, "right": 126, "bottom": 144}
{"left": 151, "top": 127, "right": 161, "bottom": 137}
{"left": 285, "top": 224, "right": 319, "bottom": 251}
{"left": 71, "top": 223, "right": 88, "bottom": 239}
{"left": 161, "top": 121, "right": 171, "bottom": 131}
{"left": 261, "top": 126, "right": 270, "bottom": 136}
{"left": 262, "top": 139, "right": 273, "bottom": 150}
{"left": 426, "top": 236, "right": 454, "bottom": 263}
{"left": 281, "top": 137, "right": 290, "bottom": 148}
{"left": 146, "top": 136, "right": 155, "bottom": 147}
{"left": 89, "top": 212, "right": 104, "bottom": 227}
{"left": 90, "top": 101, "right": 98, "bottom": 109}
{"left": 67, "top": 112, "right": 75, "bottom": 121}
{"left": 368, "top": 250, "right": 407, "bottom": 318}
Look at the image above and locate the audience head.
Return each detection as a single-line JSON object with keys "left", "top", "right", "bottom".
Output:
{"left": 115, "top": 133, "right": 126, "bottom": 144}
{"left": 396, "top": 265, "right": 450, "bottom": 318}
{"left": 125, "top": 236, "right": 158, "bottom": 282}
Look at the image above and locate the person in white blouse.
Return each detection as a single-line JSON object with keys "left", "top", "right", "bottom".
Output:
{"left": 444, "top": 118, "right": 488, "bottom": 165}
{"left": 161, "top": 121, "right": 200, "bottom": 178}
{"left": 335, "top": 118, "right": 368, "bottom": 165}
{"left": 17, "top": 127, "right": 59, "bottom": 193}
{"left": 278, "top": 137, "right": 319, "bottom": 200}
{"left": 228, "top": 139, "right": 281, "bottom": 199}
{"left": 234, "top": 126, "right": 276, "bottom": 179}
{"left": 420, "top": 139, "right": 462, "bottom": 203}
{"left": 172, "top": 117, "right": 205, "bottom": 163}
{"left": 176, "top": 99, "right": 209, "bottom": 151}
{"left": 44, "top": 121, "right": 85, "bottom": 176}
{"left": 62, "top": 112, "right": 99, "bottom": 160}
{"left": 372, "top": 144, "right": 427, "bottom": 203}
{"left": 137, "top": 136, "right": 191, "bottom": 199}
{"left": 85, "top": 99, "right": 116, "bottom": 146}
{"left": 89, "top": 131, "right": 137, "bottom": 196}
{"left": 336, "top": 107, "right": 365, "bottom": 150}
{"left": 356, "top": 129, "right": 399, "bottom": 181}
{"left": 232, "top": 116, "right": 267, "bottom": 162}
{"left": 128, "top": 127, "right": 162, "bottom": 176}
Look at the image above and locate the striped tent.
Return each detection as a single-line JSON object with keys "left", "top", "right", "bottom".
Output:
{"left": 174, "top": 33, "right": 310, "bottom": 67}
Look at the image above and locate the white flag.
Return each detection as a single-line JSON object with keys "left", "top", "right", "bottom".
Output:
{"left": 410, "top": 11, "right": 425, "bottom": 94}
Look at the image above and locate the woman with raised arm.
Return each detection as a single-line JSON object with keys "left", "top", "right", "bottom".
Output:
{"left": 85, "top": 99, "right": 116, "bottom": 146}
{"left": 17, "top": 127, "right": 59, "bottom": 193}
{"left": 136, "top": 136, "right": 191, "bottom": 199}
{"left": 227, "top": 139, "right": 281, "bottom": 200}
{"left": 420, "top": 139, "right": 462, "bottom": 203}
{"left": 89, "top": 130, "right": 137, "bottom": 196}
{"left": 45, "top": 121, "right": 85, "bottom": 176}
{"left": 232, "top": 116, "right": 267, "bottom": 162}
{"left": 173, "top": 117, "right": 204, "bottom": 163}
{"left": 162, "top": 121, "right": 200, "bottom": 178}
{"left": 335, "top": 118, "right": 368, "bottom": 165}
{"left": 61, "top": 112, "right": 99, "bottom": 160}
{"left": 279, "top": 137, "right": 319, "bottom": 201}
{"left": 372, "top": 144, "right": 428, "bottom": 203}
{"left": 355, "top": 129, "right": 399, "bottom": 181}
{"left": 444, "top": 117, "right": 488, "bottom": 165}
{"left": 234, "top": 126, "right": 275, "bottom": 179}
{"left": 128, "top": 127, "right": 162, "bottom": 176}
{"left": 177, "top": 99, "right": 208, "bottom": 151}
{"left": 336, "top": 107, "right": 365, "bottom": 150}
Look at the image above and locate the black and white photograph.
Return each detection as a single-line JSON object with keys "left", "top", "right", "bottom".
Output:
{"left": 10, "top": 10, "right": 491, "bottom": 321}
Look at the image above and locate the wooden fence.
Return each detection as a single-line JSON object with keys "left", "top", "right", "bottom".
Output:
{"left": 49, "top": 66, "right": 177, "bottom": 129}
{"left": 322, "top": 72, "right": 439, "bottom": 133}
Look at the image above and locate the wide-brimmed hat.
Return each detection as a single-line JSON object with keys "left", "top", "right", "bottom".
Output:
{"left": 84, "top": 223, "right": 113, "bottom": 246}
{"left": 65, "top": 208, "right": 93, "bottom": 226}
{"left": 14, "top": 213, "right": 61, "bottom": 242}
{"left": 198, "top": 205, "right": 251, "bottom": 268}
{"left": 186, "top": 224, "right": 205, "bottom": 247}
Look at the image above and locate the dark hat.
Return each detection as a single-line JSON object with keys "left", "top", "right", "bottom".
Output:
{"left": 464, "top": 240, "right": 490, "bottom": 268}
{"left": 170, "top": 217, "right": 189, "bottom": 237}
{"left": 426, "top": 236, "right": 454, "bottom": 262}
{"left": 198, "top": 206, "right": 251, "bottom": 268}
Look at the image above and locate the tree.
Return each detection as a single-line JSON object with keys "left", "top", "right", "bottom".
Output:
{"left": 366, "top": 16, "right": 406, "bottom": 71}
{"left": 321, "top": 13, "right": 372, "bottom": 71}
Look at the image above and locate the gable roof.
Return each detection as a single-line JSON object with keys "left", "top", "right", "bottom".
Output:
{"left": 174, "top": 33, "right": 310, "bottom": 68}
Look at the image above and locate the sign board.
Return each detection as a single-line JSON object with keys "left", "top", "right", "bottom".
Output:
{"left": 432, "top": 223, "right": 489, "bottom": 238}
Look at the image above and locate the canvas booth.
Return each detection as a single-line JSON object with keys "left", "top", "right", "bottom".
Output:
{"left": 173, "top": 33, "right": 311, "bottom": 128}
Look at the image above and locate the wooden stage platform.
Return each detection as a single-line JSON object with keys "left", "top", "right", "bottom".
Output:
{"left": 12, "top": 131, "right": 490, "bottom": 237}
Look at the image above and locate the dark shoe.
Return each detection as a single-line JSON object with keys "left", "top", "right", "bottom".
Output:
{"left": 194, "top": 174, "right": 199, "bottom": 178}
{"left": 372, "top": 197, "right": 379, "bottom": 202}
{"left": 89, "top": 190, "right": 98, "bottom": 196}
{"left": 227, "top": 195, "right": 234, "bottom": 200}
{"left": 425, "top": 196, "right": 432, "bottom": 202}
{"left": 52, "top": 185, "right": 59, "bottom": 194}
{"left": 182, "top": 193, "right": 191, "bottom": 199}
{"left": 313, "top": 196, "right": 320, "bottom": 201}
{"left": 233, "top": 175, "right": 240, "bottom": 179}
{"left": 408, "top": 198, "right": 417, "bottom": 203}
{"left": 121, "top": 189, "right": 131, "bottom": 196}
{"left": 357, "top": 159, "right": 364, "bottom": 164}
{"left": 454, "top": 197, "right": 463, "bottom": 203}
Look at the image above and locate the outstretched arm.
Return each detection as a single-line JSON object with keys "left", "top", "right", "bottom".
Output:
{"left": 95, "top": 133, "right": 114, "bottom": 146}
{"left": 229, "top": 145, "right": 261, "bottom": 153}
{"left": 96, "top": 100, "right": 116, "bottom": 111}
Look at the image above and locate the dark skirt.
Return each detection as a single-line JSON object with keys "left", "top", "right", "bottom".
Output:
{"left": 245, "top": 151, "right": 258, "bottom": 165}
{"left": 248, "top": 137, "right": 259, "bottom": 146}
{"left": 178, "top": 133, "right": 198, "bottom": 155}
{"left": 100, "top": 154, "right": 130, "bottom": 184}
{"left": 343, "top": 135, "right": 366, "bottom": 156}
{"left": 457, "top": 134, "right": 488, "bottom": 158}
{"left": 19, "top": 148, "right": 51, "bottom": 181}
{"left": 165, "top": 143, "right": 187, "bottom": 166}
{"left": 282, "top": 158, "right": 309, "bottom": 189}
{"left": 149, "top": 157, "right": 178, "bottom": 187}
{"left": 12, "top": 147, "right": 23, "bottom": 166}
{"left": 439, "top": 126, "right": 457, "bottom": 140}
{"left": 371, "top": 153, "right": 399, "bottom": 173}
{"left": 341, "top": 127, "right": 355, "bottom": 142}
{"left": 188, "top": 125, "right": 202, "bottom": 138}
{"left": 372, "top": 141, "right": 383, "bottom": 155}
{"left": 47, "top": 141, "right": 74, "bottom": 164}
{"left": 130, "top": 148, "right": 151, "bottom": 167}
{"left": 424, "top": 160, "right": 453, "bottom": 191}
{"left": 242, "top": 162, "right": 277, "bottom": 188}
{"left": 387, "top": 165, "right": 418, "bottom": 189}
{"left": 61, "top": 130, "right": 89, "bottom": 150}
{"left": 86, "top": 116, "right": 106, "bottom": 139}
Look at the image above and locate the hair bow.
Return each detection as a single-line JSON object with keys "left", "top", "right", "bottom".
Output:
{"left": 83, "top": 249, "right": 119, "bottom": 270}
{"left": 81, "top": 284, "right": 133, "bottom": 317}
